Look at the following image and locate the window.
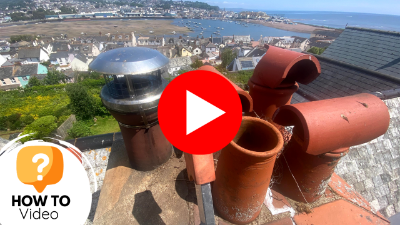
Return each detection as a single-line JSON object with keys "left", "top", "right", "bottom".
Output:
{"left": 10, "top": 78, "right": 16, "bottom": 83}
{"left": 125, "top": 35, "right": 129, "bottom": 39}
{"left": 118, "top": 35, "right": 122, "bottom": 39}
{"left": 1, "top": 79, "right": 5, "bottom": 85}
{"left": 22, "top": 76, "right": 28, "bottom": 81}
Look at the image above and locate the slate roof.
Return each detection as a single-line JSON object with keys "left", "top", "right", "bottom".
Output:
{"left": 53, "top": 42, "right": 69, "bottom": 51}
{"left": 18, "top": 48, "right": 41, "bottom": 59}
{"left": 245, "top": 48, "right": 267, "bottom": 57}
{"left": 50, "top": 51, "right": 69, "bottom": 61}
{"left": 14, "top": 64, "right": 38, "bottom": 77}
{"left": 74, "top": 53, "right": 88, "bottom": 63}
{"left": 0, "top": 67, "right": 13, "bottom": 79}
{"left": 297, "top": 55, "right": 400, "bottom": 101}
{"left": 309, "top": 37, "right": 332, "bottom": 49}
{"left": 206, "top": 43, "right": 216, "bottom": 48}
{"left": 322, "top": 27, "right": 400, "bottom": 78}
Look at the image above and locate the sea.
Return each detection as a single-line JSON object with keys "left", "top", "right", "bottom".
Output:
{"left": 262, "top": 11, "right": 400, "bottom": 32}
{"left": 170, "top": 19, "right": 310, "bottom": 40}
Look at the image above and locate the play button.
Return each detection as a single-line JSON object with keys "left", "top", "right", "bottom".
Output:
{"left": 186, "top": 90, "right": 225, "bottom": 135}
{"left": 158, "top": 70, "right": 243, "bottom": 154}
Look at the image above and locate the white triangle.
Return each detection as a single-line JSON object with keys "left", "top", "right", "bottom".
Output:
{"left": 186, "top": 90, "right": 225, "bottom": 135}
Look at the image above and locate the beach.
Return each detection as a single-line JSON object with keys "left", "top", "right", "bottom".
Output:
{"left": 0, "top": 19, "right": 190, "bottom": 39}
{"left": 248, "top": 19, "right": 332, "bottom": 34}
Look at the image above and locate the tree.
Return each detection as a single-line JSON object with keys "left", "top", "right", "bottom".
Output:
{"left": 67, "top": 121, "right": 92, "bottom": 138}
{"left": 220, "top": 48, "right": 237, "bottom": 68}
{"left": 60, "top": 6, "right": 77, "bottom": 14}
{"left": 40, "top": 60, "right": 51, "bottom": 67}
{"left": 10, "top": 34, "right": 35, "bottom": 43}
{"left": 44, "top": 70, "right": 66, "bottom": 85}
{"left": 66, "top": 83, "right": 97, "bottom": 120}
{"left": 20, "top": 116, "right": 58, "bottom": 143}
{"left": 191, "top": 59, "right": 203, "bottom": 69}
{"left": 307, "top": 47, "right": 327, "bottom": 55}
{"left": 27, "top": 76, "right": 42, "bottom": 87}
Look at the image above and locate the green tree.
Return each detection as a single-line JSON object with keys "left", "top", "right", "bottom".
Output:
{"left": 191, "top": 59, "right": 203, "bottom": 69}
{"left": 27, "top": 76, "right": 42, "bottom": 87}
{"left": 10, "top": 34, "right": 35, "bottom": 43}
{"left": 220, "top": 48, "right": 237, "bottom": 68}
{"left": 40, "top": 60, "right": 51, "bottom": 67}
{"left": 66, "top": 83, "right": 97, "bottom": 120}
{"left": 20, "top": 115, "right": 58, "bottom": 142}
{"left": 67, "top": 121, "right": 92, "bottom": 138}
{"left": 44, "top": 70, "right": 66, "bottom": 85}
{"left": 60, "top": 6, "right": 77, "bottom": 14}
{"left": 307, "top": 46, "right": 327, "bottom": 55}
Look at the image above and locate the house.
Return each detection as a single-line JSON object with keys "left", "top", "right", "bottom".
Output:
{"left": 223, "top": 35, "right": 251, "bottom": 45}
{"left": 0, "top": 55, "right": 6, "bottom": 67}
{"left": 245, "top": 48, "right": 267, "bottom": 57}
{"left": 0, "top": 67, "right": 20, "bottom": 90}
{"left": 0, "top": 41, "right": 10, "bottom": 52}
{"left": 137, "top": 37, "right": 165, "bottom": 46}
{"left": 291, "top": 36, "right": 310, "bottom": 51}
{"left": 41, "top": 43, "right": 53, "bottom": 55}
{"left": 17, "top": 47, "right": 49, "bottom": 63}
{"left": 308, "top": 37, "right": 333, "bottom": 49}
{"left": 107, "top": 32, "right": 137, "bottom": 47}
{"left": 155, "top": 46, "right": 178, "bottom": 59}
{"left": 71, "top": 54, "right": 93, "bottom": 72}
{"left": 274, "top": 36, "right": 295, "bottom": 49}
{"left": 205, "top": 43, "right": 217, "bottom": 53}
{"left": 50, "top": 51, "right": 74, "bottom": 67}
{"left": 0, "top": 64, "right": 48, "bottom": 90}
{"left": 322, "top": 27, "right": 400, "bottom": 78}
{"left": 238, "top": 46, "right": 252, "bottom": 57}
{"left": 168, "top": 56, "right": 192, "bottom": 76}
{"left": 192, "top": 47, "right": 202, "bottom": 55}
{"left": 70, "top": 43, "right": 100, "bottom": 57}
{"left": 227, "top": 56, "right": 263, "bottom": 71}
{"left": 180, "top": 47, "right": 192, "bottom": 57}
{"left": 52, "top": 42, "right": 70, "bottom": 52}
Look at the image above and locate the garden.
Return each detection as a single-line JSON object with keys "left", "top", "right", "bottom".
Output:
{"left": 0, "top": 72, "right": 120, "bottom": 141}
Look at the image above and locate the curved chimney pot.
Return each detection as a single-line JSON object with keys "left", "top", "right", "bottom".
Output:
{"left": 198, "top": 65, "right": 253, "bottom": 112}
{"left": 251, "top": 45, "right": 321, "bottom": 89}
{"left": 272, "top": 93, "right": 390, "bottom": 155}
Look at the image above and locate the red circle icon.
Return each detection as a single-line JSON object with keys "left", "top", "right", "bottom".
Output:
{"left": 158, "top": 70, "right": 242, "bottom": 154}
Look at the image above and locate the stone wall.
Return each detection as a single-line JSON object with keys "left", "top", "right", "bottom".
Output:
{"left": 54, "top": 115, "right": 76, "bottom": 140}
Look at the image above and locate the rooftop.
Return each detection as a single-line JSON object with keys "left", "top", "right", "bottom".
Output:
{"left": 322, "top": 26, "right": 400, "bottom": 78}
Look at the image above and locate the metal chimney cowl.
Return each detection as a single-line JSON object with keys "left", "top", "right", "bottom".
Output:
{"left": 89, "top": 47, "right": 172, "bottom": 171}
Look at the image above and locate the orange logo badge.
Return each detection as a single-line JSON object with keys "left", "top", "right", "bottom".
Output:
{"left": 16, "top": 146, "right": 64, "bottom": 193}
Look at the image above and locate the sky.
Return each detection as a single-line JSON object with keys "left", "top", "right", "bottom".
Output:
{"left": 202, "top": 0, "right": 400, "bottom": 16}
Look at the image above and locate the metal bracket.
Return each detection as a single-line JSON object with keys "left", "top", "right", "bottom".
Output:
{"left": 118, "top": 120, "right": 158, "bottom": 129}
{"left": 196, "top": 183, "right": 215, "bottom": 225}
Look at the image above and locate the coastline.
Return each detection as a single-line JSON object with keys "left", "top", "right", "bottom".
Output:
{"left": 246, "top": 19, "right": 334, "bottom": 34}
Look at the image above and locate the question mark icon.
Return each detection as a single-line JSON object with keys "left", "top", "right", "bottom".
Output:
{"left": 32, "top": 154, "right": 50, "bottom": 181}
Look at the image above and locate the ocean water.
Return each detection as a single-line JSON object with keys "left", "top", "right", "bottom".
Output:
{"left": 264, "top": 11, "right": 400, "bottom": 32}
{"left": 170, "top": 19, "right": 310, "bottom": 39}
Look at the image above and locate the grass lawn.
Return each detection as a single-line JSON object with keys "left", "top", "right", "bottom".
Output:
{"left": 90, "top": 116, "right": 120, "bottom": 136}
